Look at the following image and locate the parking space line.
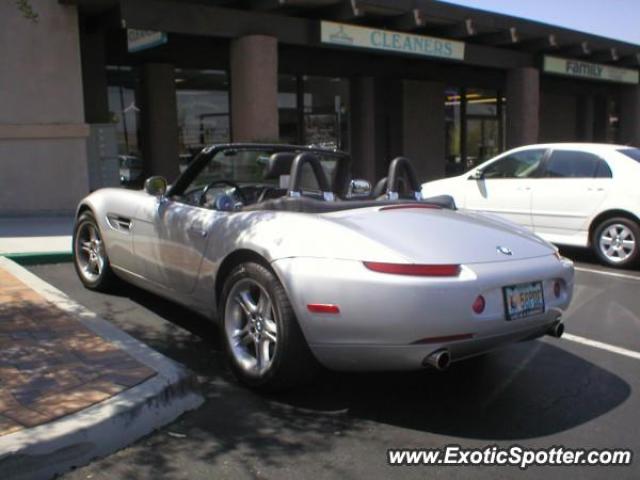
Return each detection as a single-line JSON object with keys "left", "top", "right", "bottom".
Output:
{"left": 563, "top": 333, "right": 640, "bottom": 361}
{"left": 574, "top": 266, "right": 640, "bottom": 281}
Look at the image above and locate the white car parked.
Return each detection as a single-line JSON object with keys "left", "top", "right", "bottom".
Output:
{"left": 422, "top": 143, "right": 640, "bottom": 268}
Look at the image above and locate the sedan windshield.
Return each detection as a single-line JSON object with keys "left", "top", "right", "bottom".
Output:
{"left": 618, "top": 148, "right": 640, "bottom": 163}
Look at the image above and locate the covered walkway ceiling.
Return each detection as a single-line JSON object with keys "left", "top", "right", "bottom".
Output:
{"left": 66, "top": 0, "right": 640, "bottom": 66}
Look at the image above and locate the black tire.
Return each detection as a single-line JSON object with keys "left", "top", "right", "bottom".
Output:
{"left": 592, "top": 216, "right": 640, "bottom": 268}
{"left": 219, "top": 262, "right": 318, "bottom": 391}
{"left": 72, "top": 211, "right": 118, "bottom": 291}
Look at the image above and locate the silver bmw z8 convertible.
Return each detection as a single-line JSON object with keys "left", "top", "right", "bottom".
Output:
{"left": 73, "top": 143, "right": 574, "bottom": 390}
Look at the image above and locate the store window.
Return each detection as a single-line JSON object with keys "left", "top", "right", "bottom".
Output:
{"left": 175, "top": 69, "right": 230, "bottom": 172}
{"left": 107, "top": 66, "right": 142, "bottom": 188}
{"left": 466, "top": 88, "right": 504, "bottom": 167}
{"left": 278, "top": 75, "right": 300, "bottom": 145}
{"left": 302, "top": 76, "right": 350, "bottom": 151}
{"left": 107, "top": 66, "right": 140, "bottom": 157}
{"left": 277, "top": 75, "right": 351, "bottom": 149}
{"left": 444, "top": 87, "right": 506, "bottom": 176}
{"left": 445, "top": 87, "right": 463, "bottom": 175}
{"left": 607, "top": 96, "right": 619, "bottom": 143}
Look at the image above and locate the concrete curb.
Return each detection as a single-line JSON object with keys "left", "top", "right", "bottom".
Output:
{"left": 3, "top": 251, "right": 72, "bottom": 265}
{"left": 0, "top": 257, "right": 205, "bottom": 480}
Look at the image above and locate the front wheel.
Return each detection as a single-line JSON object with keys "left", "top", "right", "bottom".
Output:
{"left": 592, "top": 217, "right": 640, "bottom": 268}
{"left": 73, "top": 211, "right": 118, "bottom": 290}
{"left": 219, "top": 262, "right": 318, "bottom": 391}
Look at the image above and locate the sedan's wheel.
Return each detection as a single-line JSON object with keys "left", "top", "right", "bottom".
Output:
{"left": 593, "top": 217, "right": 640, "bottom": 268}
{"left": 73, "top": 211, "right": 117, "bottom": 290}
{"left": 220, "top": 262, "right": 318, "bottom": 390}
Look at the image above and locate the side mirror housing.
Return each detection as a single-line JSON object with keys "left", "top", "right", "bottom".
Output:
{"left": 469, "top": 169, "right": 484, "bottom": 180}
{"left": 348, "top": 179, "right": 372, "bottom": 198}
{"left": 144, "top": 176, "right": 168, "bottom": 197}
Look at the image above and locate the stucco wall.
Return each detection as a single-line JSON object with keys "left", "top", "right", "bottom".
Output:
{"left": 0, "top": 0, "right": 89, "bottom": 215}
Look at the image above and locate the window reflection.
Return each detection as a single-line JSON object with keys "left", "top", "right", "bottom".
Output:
{"left": 278, "top": 75, "right": 299, "bottom": 145}
{"left": 445, "top": 87, "right": 506, "bottom": 176}
{"left": 302, "top": 76, "right": 350, "bottom": 151}
{"left": 107, "top": 66, "right": 142, "bottom": 188}
{"left": 175, "top": 69, "right": 230, "bottom": 172}
{"left": 107, "top": 66, "right": 139, "bottom": 157}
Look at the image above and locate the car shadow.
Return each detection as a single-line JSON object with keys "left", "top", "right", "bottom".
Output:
{"left": 108, "top": 278, "right": 631, "bottom": 442}
{"left": 52, "top": 267, "right": 631, "bottom": 446}
{"left": 559, "top": 245, "right": 640, "bottom": 272}
{"left": 271, "top": 340, "right": 631, "bottom": 441}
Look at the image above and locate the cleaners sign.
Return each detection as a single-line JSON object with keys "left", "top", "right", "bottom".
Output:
{"left": 321, "top": 21, "right": 465, "bottom": 61}
{"left": 543, "top": 56, "right": 639, "bottom": 84}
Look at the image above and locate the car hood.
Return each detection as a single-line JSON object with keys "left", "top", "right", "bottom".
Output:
{"left": 323, "top": 206, "right": 554, "bottom": 264}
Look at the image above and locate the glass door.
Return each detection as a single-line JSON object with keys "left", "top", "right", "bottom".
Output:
{"left": 466, "top": 117, "right": 500, "bottom": 167}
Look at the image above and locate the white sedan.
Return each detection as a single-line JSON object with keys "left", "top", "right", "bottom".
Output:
{"left": 422, "top": 143, "right": 640, "bottom": 268}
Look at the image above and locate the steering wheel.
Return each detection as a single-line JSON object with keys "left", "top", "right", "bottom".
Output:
{"left": 199, "top": 180, "right": 247, "bottom": 207}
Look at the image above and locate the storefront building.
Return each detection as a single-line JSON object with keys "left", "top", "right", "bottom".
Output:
{"left": 2, "top": 0, "right": 640, "bottom": 215}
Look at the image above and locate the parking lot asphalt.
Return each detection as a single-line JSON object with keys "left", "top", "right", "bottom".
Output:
{"left": 27, "top": 253, "right": 640, "bottom": 480}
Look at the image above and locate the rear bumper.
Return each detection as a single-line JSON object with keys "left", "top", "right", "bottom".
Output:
{"left": 310, "top": 316, "right": 559, "bottom": 371}
{"left": 272, "top": 254, "right": 574, "bottom": 371}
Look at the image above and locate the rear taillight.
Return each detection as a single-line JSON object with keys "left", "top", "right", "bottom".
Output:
{"left": 472, "top": 295, "right": 486, "bottom": 314}
{"left": 363, "top": 262, "right": 460, "bottom": 277}
{"left": 380, "top": 204, "right": 442, "bottom": 211}
{"left": 553, "top": 280, "right": 562, "bottom": 298}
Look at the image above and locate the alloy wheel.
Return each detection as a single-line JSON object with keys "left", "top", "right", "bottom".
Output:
{"left": 74, "top": 221, "right": 105, "bottom": 282}
{"left": 224, "top": 278, "right": 278, "bottom": 377}
{"left": 598, "top": 223, "right": 636, "bottom": 264}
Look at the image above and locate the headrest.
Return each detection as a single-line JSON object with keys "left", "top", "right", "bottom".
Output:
{"left": 264, "top": 152, "right": 296, "bottom": 179}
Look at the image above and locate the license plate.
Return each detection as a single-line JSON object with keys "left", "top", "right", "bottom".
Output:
{"left": 503, "top": 282, "right": 545, "bottom": 320}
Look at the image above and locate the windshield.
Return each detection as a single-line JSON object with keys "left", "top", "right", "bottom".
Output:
{"left": 189, "top": 148, "right": 339, "bottom": 192}
{"left": 618, "top": 148, "right": 640, "bottom": 163}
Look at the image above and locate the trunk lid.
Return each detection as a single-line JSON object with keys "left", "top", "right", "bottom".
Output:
{"left": 325, "top": 206, "right": 554, "bottom": 264}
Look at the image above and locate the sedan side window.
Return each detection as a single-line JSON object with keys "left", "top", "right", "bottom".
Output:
{"left": 482, "top": 149, "right": 546, "bottom": 179}
{"left": 543, "top": 150, "right": 602, "bottom": 178}
{"left": 594, "top": 159, "right": 613, "bottom": 178}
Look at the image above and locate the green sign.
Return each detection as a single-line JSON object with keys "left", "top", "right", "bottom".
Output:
{"left": 127, "top": 29, "right": 168, "bottom": 53}
{"left": 543, "top": 56, "right": 639, "bottom": 84}
{"left": 321, "top": 21, "right": 465, "bottom": 61}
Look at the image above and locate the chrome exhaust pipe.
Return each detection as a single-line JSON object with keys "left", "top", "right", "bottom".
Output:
{"left": 547, "top": 321, "right": 565, "bottom": 338}
{"left": 423, "top": 349, "right": 451, "bottom": 371}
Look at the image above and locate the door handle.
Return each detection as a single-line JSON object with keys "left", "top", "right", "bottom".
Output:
{"left": 517, "top": 186, "right": 531, "bottom": 191}
{"left": 188, "top": 226, "right": 208, "bottom": 238}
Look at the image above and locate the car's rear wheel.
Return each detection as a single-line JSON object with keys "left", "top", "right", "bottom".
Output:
{"left": 593, "top": 217, "right": 640, "bottom": 268}
{"left": 220, "top": 262, "right": 317, "bottom": 391}
{"left": 73, "top": 211, "right": 118, "bottom": 290}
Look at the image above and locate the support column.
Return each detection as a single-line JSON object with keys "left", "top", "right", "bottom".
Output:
{"left": 349, "top": 77, "right": 387, "bottom": 182}
{"left": 230, "top": 35, "right": 278, "bottom": 142}
{"left": 576, "top": 94, "right": 595, "bottom": 142}
{"left": 506, "top": 67, "right": 539, "bottom": 148}
{"left": 401, "top": 80, "right": 445, "bottom": 182}
{"left": 0, "top": 1, "right": 89, "bottom": 215}
{"left": 80, "top": 29, "right": 110, "bottom": 124}
{"left": 619, "top": 85, "right": 640, "bottom": 146}
{"left": 139, "top": 63, "right": 179, "bottom": 181}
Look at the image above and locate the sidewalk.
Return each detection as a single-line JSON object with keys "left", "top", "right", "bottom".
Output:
{"left": 0, "top": 216, "right": 73, "bottom": 261}
{"left": 0, "top": 257, "right": 203, "bottom": 480}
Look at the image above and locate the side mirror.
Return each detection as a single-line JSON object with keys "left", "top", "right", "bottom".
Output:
{"left": 144, "top": 176, "right": 167, "bottom": 197}
{"left": 348, "top": 179, "right": 372, "bottom": 198}
{"left": 469, "top": 170, "right": 484, "bottom": 180}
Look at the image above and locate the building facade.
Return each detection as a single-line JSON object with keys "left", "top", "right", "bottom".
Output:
{"left": 2, "top": 0, "right": 640, "bottom": 215}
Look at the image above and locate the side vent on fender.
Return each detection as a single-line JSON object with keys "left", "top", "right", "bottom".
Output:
{"left": 106, "top": 214, "right": 132, "bottom": 232}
